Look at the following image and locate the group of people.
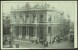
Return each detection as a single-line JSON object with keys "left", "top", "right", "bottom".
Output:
{"left": 30, "top": 34, "right": 68, "bottom": 47}
{"left": 3, "top": 36, "right": 13, "bottom": 48}
{"left": 52, "top": 34, "right": 68, "bottom": 44}
{"left": 3, "top": 36, "right": 20, "bottom": 48}
{"left": 3, "top": 34, "right": 68, "bottom": 48}
{"left": 30, "top": 37, "right": 49, "bottom": 47}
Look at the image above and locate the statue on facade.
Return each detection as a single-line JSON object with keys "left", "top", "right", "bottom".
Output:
{"left": 25, "top": 2, "right": 31, "bottom": 10}
{"left": 33, "top": 3, "right": 40, "bottom": 9}
{"left": 44, "top": 3, "right": 50, "bottom": 9}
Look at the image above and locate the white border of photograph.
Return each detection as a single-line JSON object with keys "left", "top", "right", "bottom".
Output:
{"left": 1, "top": 1, "right": 77, "bottom": 49}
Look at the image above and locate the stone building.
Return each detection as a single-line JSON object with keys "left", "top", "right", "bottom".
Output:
{"left": 10, "top": 3, "right": 64, "bottom": 43}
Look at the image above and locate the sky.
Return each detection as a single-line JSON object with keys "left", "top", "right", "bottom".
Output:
{"left": 1, "top": 1, "right": 77, "bottom": 22}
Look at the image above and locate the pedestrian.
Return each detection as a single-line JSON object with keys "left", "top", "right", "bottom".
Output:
{"left": 9, "top": 40, "right": 11, "bottom": 45}
{"left": 16, "top": 43, "right": 19, "bottom": 48}
{"left": 52, "top": 37, "right": 56, "bottom": 43}
{"left": 37, "top": 38, "right": 39, "bottom": 44}
{"left": 43, "top": 41, "right": 48, "bottom": 47}
{"left": 35, "top": 40, "right": 38, "bottom": 44}
{"left": 9, "top": 44, "right": 13, "bottom": 48}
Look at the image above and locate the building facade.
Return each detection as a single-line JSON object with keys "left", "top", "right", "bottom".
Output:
{"left": 10, "top": 3, "right": 64, "bottom": 43}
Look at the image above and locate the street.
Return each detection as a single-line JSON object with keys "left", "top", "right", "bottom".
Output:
{"left": 3, "top": 34, "right": 74, "bottom": 49}
{"left": 12, "top": 40, "right": 74, "bottom": 49}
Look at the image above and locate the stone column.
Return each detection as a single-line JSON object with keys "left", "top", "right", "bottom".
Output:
{"left": 35, "top": 13, "right": 37, "bottom": 23}
{"left": 37, "top": 27, "right": 39, "bottom": 38}
{"left": 21, "top": 26, "right": 22, "bottom": 38}
{"left": 50, "top": 25, "right": 52, "bottom": 44}
{"left": 10, "top": 26, "right": 13, "bottom": 37}
{"left": 36, "top": 26, "right": 37, "bottom": 38}
{"left": 29, "top": 13, "right": 30, "bottom": 23}
{"left": 18, "top": 26, "right": 20, "bottom": 39}
{"left": 46, "top": 13, "right": 48, "bottom": 23}
{"left": 11, "top": 15, "right": 13, "bottom": 23}
{"left": 23, "top": 14, "right": 26, "bottom": 23}
{"left": 43, "top": 14, "right": 45, "bottom": 23}
{"left": 19, "top": 26, "right": 22, "bottom": 39}
{"left": 37, "top": 14, "right": 39, "bottom": 23}
{"left": 26, "top": 27, "right": 29, "bottom": 39}
{"left": 30, "top": 14, "right": 31, "bottom": 23}
{"left": 25, "top": 26, "right": 27, "bottom": 39}
{"left": 16, "top": 14, "right": 19, "bottom": 23}
{"left": 12, "top": 26, "right": 15, "bottom": 36}
{"left": 28, "top": 26, "right": 29, "bottom": 39}
{"left": 15, "top": 26, "right": 16, "bottom": 38}
{"left": 26, "top": 26, "right": 28, "bottom": 39}
{"left": 35, "top": 26, "right": 37, "bottom": 38}
{"left": 13, "top": 26, "right": 15, "bottom": 37}
{"left": 46, "top": 25, "right": 48, "bottom": 42}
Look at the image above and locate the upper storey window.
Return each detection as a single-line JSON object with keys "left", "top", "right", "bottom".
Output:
{"left": 39, "top": 15, "right": 44, "bottom": 23}
{"left": 13, "top": 15, "right": 16, "bottom": 23}
{"left": 54, "top": 14, "right": 61, "bottom": 23}
{"left": 20, "top": 15, "right": 23, "bottom": 23}
{"left": 22, "top": 14, "right": 26, "bottom": 23}
{"left": 26, "top": 15, "right": 29, "bottom": 23}
{"left": 32, "top": 15, "right": 36, "bottom": 23}
{"left": 48, "top": 15, "right": 51, "bottom": 22}
{"left": 11, "top": 14, "right": 16, "bottom": 23}
{"left": 54, "top": 16, "right": 55, "bottom": 21}
{"left": 13, "top": 14, "right": 16, "bottom": 21}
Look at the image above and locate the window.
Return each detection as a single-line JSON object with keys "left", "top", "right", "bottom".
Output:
{"left": 20, "top": 15, "right": 22, "bottom": 21}
{"left": 39, "top": 15, "right": 43, "bottom": 23}
{"left": 48, "top": 15, "right": 51, "bottom": 22}
{"left": 29, "top": 27, "right": 34, "bottom": 37}
{"left": 48, "top": 27, "right": 51, "bottom": 34}
{"left": 14, "top": 15, "right": 16, "bottom": 21}
{"left": 26, "top": 15, "right": 29, "bottom": 23}
{"left": 16, "top": 26, "right": 19, "bottom": 38}
{"left": 12, "top": 15, "right": 16, "bottom": 23}
{"left": 54, "top": 16, "right": 55, "bottom": 21}
{"left": 20, "top": 15, "right": 23, "bottom": 23}
{"left": 22, "top": 14, "right": 25, "bottom": 23}
{"left": 39, "top": 27, "right": 44, "bottom": 39}
{"left": 22, "top": 26, "right": 26, "bottom": 39}
{"left": 32, "top": 15, "right": 36, "bottom": 23}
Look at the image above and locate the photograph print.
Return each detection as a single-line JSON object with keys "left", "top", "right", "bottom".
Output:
{"left": 1, "top": 1, "right": 77, "bottom": 49}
